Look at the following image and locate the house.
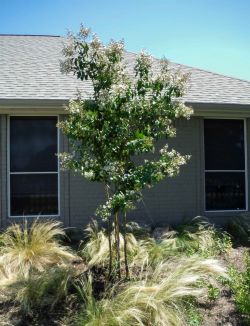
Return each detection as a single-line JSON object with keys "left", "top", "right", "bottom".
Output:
{"left": 1, "top": 34, "right": 250, "bottom": 228}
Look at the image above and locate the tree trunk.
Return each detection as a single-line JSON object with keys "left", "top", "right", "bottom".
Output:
{"left": 105, "top": 185, "right": 112, "bottom": 279}
{"left": 114, "top": 211, "right": 121, "bottom": 279}
{"left": 123, "top": 212, "right": 129, "bottom": 279}
{"left": 107, "top": 215, "right": 112, "bottom": 279}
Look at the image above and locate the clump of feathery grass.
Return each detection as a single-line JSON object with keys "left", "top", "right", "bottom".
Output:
{"left": 81, "top": 220, "right": 139, "bottom": 268}
{"left": 75, "top": 257, "right": 227, "bottom": 326}
{"left": 131, "top": 218, "right": 232, "bottom": 268}
{"left": 172, "top": 217, "right": 232, "bottom": 257}
{"left": 0, "top": 219, "right": 76, "bottom": 280}
{"left": 80, "top": 218, "right": 231, "bottom": 271}
{"left": 5, "top": 265, "right": 75, "bottom": 314}
{"left": 131, "top": 231, "right": 178, "bottom": 268}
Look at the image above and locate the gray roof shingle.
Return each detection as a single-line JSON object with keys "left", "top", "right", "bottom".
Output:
{"left": 0, "top": 35, "right": 250, "bottom": 105}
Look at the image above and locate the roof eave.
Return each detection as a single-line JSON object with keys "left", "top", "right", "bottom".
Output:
{"left": 0, "top": 99, "right": 250, "bottom": 117}
{"left": 188, "top": 102, "right": 250, "bottom": 117}
{"left": 0, "top": 99, "right": 68, "bottom": 114}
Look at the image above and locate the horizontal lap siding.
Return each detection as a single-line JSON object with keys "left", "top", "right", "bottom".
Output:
{"left": 68, "top": 117, "right": 203, "bottom": 228}
{"left": 61, "top": 116, "right": 105, "bottom": 228}
{"left": 128, "top": 117, "right": 202, "bottom": 226}
{"left": 69, "top": 176, "right": 105, "bottom": 227}
{"left": 58, "top": 115, "right": 70, "bottom": 226}
{"left": 5, "top": 114, "right": 248, "bottom": 228}
{"left": 42, "top": 116, "right": 250, "bottom": 226}
{"left": 248, "top": 118, "right": 250, "bottom": 214}
{"left": 0, "top": 114, "right": 69, "bottom": 227}
{"left": 0, "top": 115, "right": 202, "bottom": 228}
{"left": 0, "top": 115, "right": 7, "bottom": 227}
{"left": 66, "top": 117, "right": 250, "bottom": 226}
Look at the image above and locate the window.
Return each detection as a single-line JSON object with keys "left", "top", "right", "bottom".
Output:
{"left": 204, "top": 119, "right": 247, "bottom": 211}
{"left": 9, "top": 116, "right": 59, "bottom": 216}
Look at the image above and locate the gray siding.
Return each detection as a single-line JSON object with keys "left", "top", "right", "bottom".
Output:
{"left": 0, "top": 115, "right": 72, "bottom": 227}
{"left": 0, "top": 115, "right": 7, "bottom": 228}
{"left": 60, "top": 115, "right": 105, "bottom": 228}
{"left": 1, "top": 114, "right": 250, "bottom": 228}
{"left": 128, "top": 117, "right": 202, "bottom": 226}
{"left": 67, "top": 117, "right": 203, "bottom": 227}
{"left": 68, "top": 176, "right": 105, "bottom": 227}
{"left": 57, "top": 116, "right": 250, "bottom": 227}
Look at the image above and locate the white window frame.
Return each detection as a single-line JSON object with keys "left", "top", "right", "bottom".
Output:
{"left": 7, "top": 114, "right": 60, "bottom": 218}
{"left": 204, "top": 117, "right": 248, "bottom": 213}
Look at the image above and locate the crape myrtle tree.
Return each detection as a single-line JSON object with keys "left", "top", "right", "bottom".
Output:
{"left": 59, "top": 26, "right": 193, "bottom": 279}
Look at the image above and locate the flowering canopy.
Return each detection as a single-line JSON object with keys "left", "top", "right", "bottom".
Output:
{"left": 59, "top": 26, "right": 193, "bottom": 220}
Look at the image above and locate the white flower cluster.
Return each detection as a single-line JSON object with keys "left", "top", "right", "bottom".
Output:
{"left": 108, "top": 40, "right": 124, "bottom": 56}
{"left": 68, "top": 100, "right": 81, "bottom": 114}
{"left": 138, "top": 50, "right": 153, "bottom": 66}
{"left": 58, "top": 152, "right": 73, "bottom": 170}
{"left": 110, "top": 82, "right": 128, "bottom": 99}
{"left": 175, "top": 102, "right": 193, "bottom": 119}
{"left": 84, "top": 171, "right": 95, "bottom": 180}
{"left": 165, "top": 124, "right": 176, "bottom": 138}
{"left": 166, "top": 153, "right": 189, "bottom": 177}
{"left": 89, "top": 35, "right": 102, "bottom": 51}
{"left": 159, "top": 144, "right": 169, "bottom": 155}
{"left": 78, "top": 25, "right": 91, "bottom": 38}
{"left": 159, "top": 145, "right": 190, "bottom": 176}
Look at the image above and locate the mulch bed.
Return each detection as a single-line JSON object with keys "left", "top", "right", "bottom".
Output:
{"left": 200, "top": 246, "right": 250, "bottom": 326}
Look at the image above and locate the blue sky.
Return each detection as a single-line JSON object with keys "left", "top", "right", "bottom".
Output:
{"left": 1, "top": 0, "right": 250, "bottom": 81}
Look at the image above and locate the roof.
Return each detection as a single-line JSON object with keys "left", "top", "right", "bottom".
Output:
{"left": 0, "top": 35, "right": 250, "bottom": 105}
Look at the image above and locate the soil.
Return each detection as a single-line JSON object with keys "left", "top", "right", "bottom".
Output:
{"left": 199, "top": 246, "right": 250, "bottom": 326}
{"left": 199, "top": 288, "right": 247, "bottom": 326}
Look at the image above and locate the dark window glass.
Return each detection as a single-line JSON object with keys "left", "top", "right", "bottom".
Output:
{"left": 204, "top": 119, "right": 245, "bottom": 170}
{"left": 9, "top": 116, "right": 58, "bottom": 216}
{"left": 205, "top": 172, "right": 245, "bottom": 210}
{"left": 204, "top": 119, "right": 246, "bottom": 211}
{"left": 10, "top": 117, "right": 57, "bottom": 172}
{"left": 10, "top": 174, "right": 58, "bottom": 216}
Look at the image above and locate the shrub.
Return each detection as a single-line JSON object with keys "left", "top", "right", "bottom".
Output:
{"left": 75, "top": 257, "right": 226, "bottom": 326}
{"left": 0, "top": 219, "right": 76, "bottom": 280}
{"left": 227, "top": 250, "right": 250, "bottom": 315}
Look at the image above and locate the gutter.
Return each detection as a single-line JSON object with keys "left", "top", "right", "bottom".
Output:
{"left": 0, "top": 99, "right": 69, "bottom": 114}
{"left": 1, "top": 99, "right": 250, "bottom": 117}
